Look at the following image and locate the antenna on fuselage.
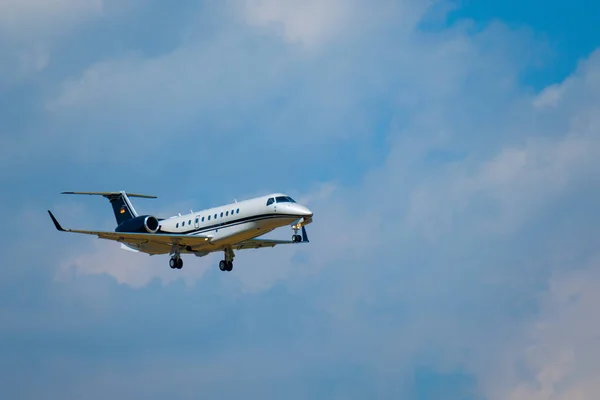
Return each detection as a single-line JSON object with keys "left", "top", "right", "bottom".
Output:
{"left": 234, "top": 199, "right": 237, "bottom": 203}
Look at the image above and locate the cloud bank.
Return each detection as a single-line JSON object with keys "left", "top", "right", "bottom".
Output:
{"left": 1, "top": 0, "right": 600, "bottom": 398}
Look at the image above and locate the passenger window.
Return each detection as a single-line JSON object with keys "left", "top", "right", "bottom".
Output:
{"left": 236, "top": 208, "right": 240, "bottom": 214}
{"left": 189, "top": 220, "right": 191, "bottom": 225}
{"left": 202, "top": 217, "right": 205, "bottom": 222}
{"left": 176, "top": 223, "right": 179, "bottom": 228}
{"left": 266, "top": 198, "right": 274, "bottom": 206}
{"left": 231, "top": 209, "right": 234, "bottom": 215}
{"left": 220, "top": 212, "right": 223, "bottom": 217}
{"left": 195, "top": 218, "right": 198, "bottom": 223}
{"left": 226, "top": 211, "right": 229, "bottom": 216}
{"left": 182, "top": 221, "right": 185, "bottom": 226}
{"left": 208, "top": 215, "right": 211, "bottom": 220}
{"left": 214, "top": 214, "right": 217, "bottom": 219}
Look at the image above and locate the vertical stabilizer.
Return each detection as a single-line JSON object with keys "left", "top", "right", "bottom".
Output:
{"left": 107, "top": 192, "right": 138, "bottom": 225}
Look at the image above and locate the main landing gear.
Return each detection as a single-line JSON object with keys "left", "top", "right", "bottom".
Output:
{"left": 169, "top": 255, "right": 183, "bottom": 269}
{"left": 219, "top": 247, "right": 234, "bottom": 272}
{"left": 167, "top": 248, "right": 233, "bottom": 272}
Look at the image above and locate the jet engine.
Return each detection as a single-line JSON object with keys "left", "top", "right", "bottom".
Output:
{"left": 115, "top": 215, "right": 160, "bottom": 234}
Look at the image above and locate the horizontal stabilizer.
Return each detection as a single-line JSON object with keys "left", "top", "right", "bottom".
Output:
{"left": 61, "top": 191, "right": 157, "bottom": 199}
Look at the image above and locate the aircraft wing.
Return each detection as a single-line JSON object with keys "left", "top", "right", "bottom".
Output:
{"left": 47, "top": 210, "right": 212, "bottom": 248}
{"left": 232, "top": 226, "right": 309, "bottom": 250}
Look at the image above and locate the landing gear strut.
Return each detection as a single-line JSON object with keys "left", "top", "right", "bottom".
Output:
{"left": 169, "top": 255, "right": 183, "bottom": 269}
{"left": 219, "top": 248, "right": 234, "bottom": 272}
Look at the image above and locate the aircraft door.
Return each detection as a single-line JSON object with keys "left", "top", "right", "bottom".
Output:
{"left": 194, "top": 215, "right": 201, "bottom": 229}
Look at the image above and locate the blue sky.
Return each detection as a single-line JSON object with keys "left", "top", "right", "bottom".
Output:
{"left": 447, "top": 0, "right": 600, "bottom": 89}
{"left": 1, "top": 0, "right": 600, "bottom": 399}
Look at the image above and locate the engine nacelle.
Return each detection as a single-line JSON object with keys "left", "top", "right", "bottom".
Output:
{"left": 115, "top": 215, "right": 160, "bottom": 234}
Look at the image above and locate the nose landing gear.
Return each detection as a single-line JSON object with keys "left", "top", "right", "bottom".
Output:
{"left": 291, "top": 222, "right": 307, "bottom": 243}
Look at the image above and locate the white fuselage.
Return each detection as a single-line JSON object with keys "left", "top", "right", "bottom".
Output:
{"left": 130, "top": 193, "right": 312, "bottom": 255}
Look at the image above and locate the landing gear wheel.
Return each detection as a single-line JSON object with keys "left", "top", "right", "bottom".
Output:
{"left": 292, "top": 234, "right": 302, "bottom": 242}
{"left": 219, "top": 260, "right": 233, "bottom": 271}
{"left": 170, "top": 256, "right": 183, "bottom": 269}
{"left": 220, "top": 248, "right": 235, "bottom": 272}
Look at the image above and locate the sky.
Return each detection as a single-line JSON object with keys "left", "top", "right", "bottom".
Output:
{"left": 1, "top": 0, "right": 600, "bottom": 398}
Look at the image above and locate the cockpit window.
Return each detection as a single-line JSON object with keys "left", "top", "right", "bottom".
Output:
{"left": 275, "top": 196, "right": 296, "bottom": 203}
{"left": 266, "top": 198, "right": 274, "bottom": 206}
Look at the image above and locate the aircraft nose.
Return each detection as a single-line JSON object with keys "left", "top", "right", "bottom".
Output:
{"left": 288, "top": 203, "right": 313, "bottom": 218}
{"left": 299, "top": 205, "right": 313, "bottom": 217}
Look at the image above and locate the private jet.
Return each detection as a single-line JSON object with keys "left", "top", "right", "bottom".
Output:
{"left": 47, "top": 191, "right": 313, "bottom": 271}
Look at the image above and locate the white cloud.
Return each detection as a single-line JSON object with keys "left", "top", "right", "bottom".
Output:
{"left": 241, "top": 0, "right": 355, "bottom": 47}
{"left": 533, "top": 83, "right": 562, "bottom": 109}
{"left": 277, "top": 41, "right": 600, "bottom": 399}
{"left": 41, "top": 1, "right": 464, "bottom": 162}
{"left": 58, "top": 240, "right": 201, "bottom": 288}
{"left": 239, "top": 0, "right": 437, "bottom": 48}
{"left": 495, "top": 255, "right": 600, "bottom": 400}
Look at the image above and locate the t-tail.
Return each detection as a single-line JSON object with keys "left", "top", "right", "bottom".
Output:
{"left": 61, "top": 191, "right": 157, "bottom": 226}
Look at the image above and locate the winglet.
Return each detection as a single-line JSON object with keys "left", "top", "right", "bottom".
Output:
{"left": 47, "top": 210, "right": 66, "bottom": 232}
{"left": 301, "top": 226, "right": 309, "bottom": 243}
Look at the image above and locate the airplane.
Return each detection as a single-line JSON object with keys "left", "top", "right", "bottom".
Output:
{"left": 47, "top": 191, "right": 313, "bottom": 271}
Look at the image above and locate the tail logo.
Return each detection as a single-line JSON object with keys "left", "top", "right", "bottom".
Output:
{"left": 120, "top": 207, "right": 126, "bottom": 214}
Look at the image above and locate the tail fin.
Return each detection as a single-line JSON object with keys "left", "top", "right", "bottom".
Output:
{"left": 61, "top": 191, "right": 157, "bottom": 226}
